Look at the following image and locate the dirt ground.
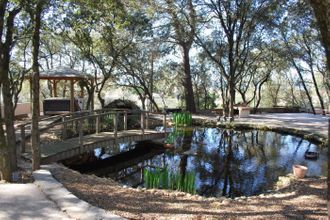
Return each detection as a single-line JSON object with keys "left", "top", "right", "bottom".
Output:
{"left": 49, "top": 164, "right": 328, "bottom": 219}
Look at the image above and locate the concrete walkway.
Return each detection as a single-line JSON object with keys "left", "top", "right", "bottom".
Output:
{"left": 0, "top": 184, "right": 71, "bottom": 220}
{"left": 235, "top": 113, "right": 328, "bottom": 138}
{"left": 0, "top": 167, "right": 124, "bottom": 220}
{"left": 194, "top": 113, "right": 329, "bottom": 142}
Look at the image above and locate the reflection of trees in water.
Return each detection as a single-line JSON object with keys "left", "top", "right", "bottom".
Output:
{"left": 193, "top": 129, "right": 238, "bottom": 197}
{"left": 64, "top": 127, "right": 324, "bottom": 197}
{"left": 195, "top": 129, "right": 224, "bottom": 196}
{"left": 193, "top": 129, "right": 288, "bottom": 197}
{"left": 222, "top": 130, "right": 234, "bottom": 197}
{"left": 179, "top": 128, "right": 194, "bottom": 185}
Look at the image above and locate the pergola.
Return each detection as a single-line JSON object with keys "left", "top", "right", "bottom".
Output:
{"left": 34, "top": 66, "right": 93, "bottom": 112}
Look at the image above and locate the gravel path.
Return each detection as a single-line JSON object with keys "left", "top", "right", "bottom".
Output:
{"left": 49, "top": 165, "right": 327, "bottom": 219}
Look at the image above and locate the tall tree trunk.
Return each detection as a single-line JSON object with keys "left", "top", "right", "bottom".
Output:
{"left": 219, "top": 77, "right": 229, "bottom": 117}
{"left": 292, "top": 61, "right": 315, "bottom": 114}
{"left": 0, "top": 115, "right": 11, "bottom": 181}
{"left": 0, "top": 86, "right": 11, "bottom": 181}
{"left": 2, "top": 70, "right": 16, "bottom": 170}
{"left": 97, "top": 80, "right": 106, "bottom": 108}
{"left": 238, "top": 90, "right": 247, "bottom": 104}
{"left": 147, "top": 95, "right": 159, "bottom": 112}
{"left": 310, "top": 67, "right": 326, "bottom": 115}
{"left": 0, "top": 4, "right": 21, "bottom": 173}
{"left": 228, "top": 78, "right": 235, "bottom": 121}
{"left": 203, "top": 85, "right": 208, "bottom": 109}
{"left": 141, "top": 96, "right": 146, "bottom": 111}
{"left": 85, "top": 85, "right": 94, "bottom": 111}
{"left": 182, "top": 46, "right": 196, "bottom": 113}
{"left": 304, "top": 37, "right": 326, "bottom": 114}
{"left": 309, "top": 0, "right": 330, "bottom": 71}
{"left": 149, "top": 52, "right": 155, "bottom": 112}
{"left": 194, "top": 83, "right": 200, "bottom": 109}
{"left": 31, "top": 0, "right": 43, "bottom": 170}
{"left": 166, "top": 0, "right": 196, "bottom": 113}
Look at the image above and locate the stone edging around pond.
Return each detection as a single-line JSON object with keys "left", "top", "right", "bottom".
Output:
{"left": 33, "top": 166, "right": 125, "bottom": 220}
{"left": 129, "top": 174, "right": 299, "bottom": 204}
{"left": 192, "top": 118, "right": 328, "bottom": 147}
{"left": 49, "top": 163, "right": 318, "bottom": 207}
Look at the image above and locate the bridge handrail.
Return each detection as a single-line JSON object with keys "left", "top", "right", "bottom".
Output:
{"left": 15, "top": 109, "right": 93, "bottom": 128}
{"left": 18, "top": 109, "right": 167, "bottom": 154}
{"left": 43, "top": 110, "right": 165, "bottom": 129}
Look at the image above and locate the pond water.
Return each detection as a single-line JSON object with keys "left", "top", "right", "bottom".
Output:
{"left": 63, "top": 128, "right": 327, "bottom": 198}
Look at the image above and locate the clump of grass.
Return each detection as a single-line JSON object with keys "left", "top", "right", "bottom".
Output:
{"left": 165, "top": 132, "right": 176, "bottom": 144}
{"left": 143, "top": 167, "right": 196, "bottom": 194}
{"left": 173, "top": 112, "right": 192, "bottom": 127}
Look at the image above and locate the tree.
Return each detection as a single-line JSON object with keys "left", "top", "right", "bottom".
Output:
{"left": 309, "top": 0, "right": 330, "bottom": 113}
{"left": 28, "top": 0, "right": 46, "bottom": 170}
{"left": 62, "top": 0, "right": 132, "bottom": 108}
{"left": 197, "top": 0, "right": 280, "bottom": 120}
{"left": 163, "top": 0, "right": 197, "bottom": 113}
{"left": 309, "top": 0, "right": 330, "bottom": 72}
{"left": 279, "top": 1, "right": 327, "bottom": 114}
{"left": 191, "top": 54, "right": 216, "bottom": 110}
{"left": 236, "top": 46, "right": 285, "bottom": 108}
{"left": 118, "top": 52, "right": 160, "bottom": 111}
{"left": 0, "top": 0, "right": 22, "bottom": 180}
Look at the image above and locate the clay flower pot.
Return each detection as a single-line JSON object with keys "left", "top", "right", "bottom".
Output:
{"left": 292, "top": 165, "right": 308, "bottom": 179}
{"left": 164, "top": 143, "right": 174, "bottom": 149}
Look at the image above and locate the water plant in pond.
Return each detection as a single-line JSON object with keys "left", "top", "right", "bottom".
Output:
{"left": 173, "top": 112, "right": 192, "bottom": 127}
{"left": 165, "top": 127, "right": 193, "bottom": 146}
{"left": 143, "top": 167, "right": 196, "bottom": 194}
{"left": 165, "top": 132, "right": 176, "bottom": 144}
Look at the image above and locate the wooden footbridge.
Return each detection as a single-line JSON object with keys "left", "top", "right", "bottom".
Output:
{"left": 17, "top": 109, "right": 167, "bottom": 164}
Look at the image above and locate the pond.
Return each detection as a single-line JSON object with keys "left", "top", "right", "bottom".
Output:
{"left": 62, "top": 127, "right": 327, "bottom": 198}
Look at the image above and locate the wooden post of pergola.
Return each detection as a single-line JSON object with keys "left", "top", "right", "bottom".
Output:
{"left": 70, "top": 79, "right": 75, "bottom": 113}
{"left": 53, "top": 79, "right": 58, "bottom": 97}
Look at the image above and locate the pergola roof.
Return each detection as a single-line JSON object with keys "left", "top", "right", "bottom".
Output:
{"left": 38, "top": 66, "right": 92, "bottom": 80}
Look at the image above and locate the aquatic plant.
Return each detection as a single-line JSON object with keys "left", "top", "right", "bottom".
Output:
{"left": 173, "top": 112, "right": 192, "bottom": 127}
{"left": 165, "top": 132, "right": 176, "bottom": 144}
{"left": 165, "top": 127, "right": 193, "bottom": 147}
{"left": 143, "top": 167, "right": 196, "bottom": 194}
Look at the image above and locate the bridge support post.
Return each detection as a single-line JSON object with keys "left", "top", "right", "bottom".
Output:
{"left": 141, "top": 112, "right": 145, "bottom": 135}
{"left": 96, "top": 115, "right": 100, "bottom": 133}
{"left": 146, "top": 112, "right": 149, "bottom": 130}
{"left": 20, "top": 125, "right": 26, "bottom": 153}
{"left": 62, "top": 116, "right": 67, "bottom": 139}
{"left": 163, "top": 113, "right": 167, "bottom": 133}
{"left": 114, "top": 112, "right": 118, "bottom": 139}
{"left": 78, "top": 119, "right": 83, "bottom": 147}
{"left": 124, "top": 111, "right": 128, "bottom": 130}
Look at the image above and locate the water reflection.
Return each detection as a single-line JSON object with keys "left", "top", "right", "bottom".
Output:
{"left": 63, "top": 128, "right": 327, "bottom": 198}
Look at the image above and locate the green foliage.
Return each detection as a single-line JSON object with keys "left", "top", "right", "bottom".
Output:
{"left": 165, "top": 127, "right": 193, "bottom": 144}
{"left": 103, "top": 114, "right": 113, "bottom": 128}
{"left": 165, "top": 132, "right": 176, "bottom": 144}
{"left": 143, "top": 167, "right": 196, "bottom": 194}
{"left": 173, "top": 112, "right": 192, "bottom": 127}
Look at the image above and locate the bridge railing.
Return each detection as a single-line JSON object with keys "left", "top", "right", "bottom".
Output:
{"left": 19, "top": 109, "right": 167, "bottom": 154}
{"left": 16, "top": 109, "right": 97, "bottom": 153}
